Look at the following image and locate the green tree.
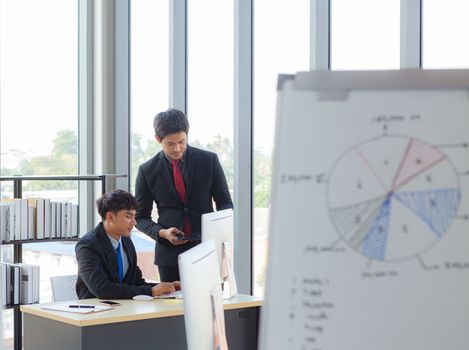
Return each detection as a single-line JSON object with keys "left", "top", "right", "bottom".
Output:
{"left": 51, "top": 130, "right": 78, "bottom": 157}
{"left": 16, "top": 129, "right": 78, "bottom": 190}
{"left": 253, "top": 149, "right": 272, "bottom": 208}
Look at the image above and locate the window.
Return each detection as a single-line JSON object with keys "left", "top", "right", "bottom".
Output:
{"left": 253, "top": 0, "right": 310, "bottom": 297}
{"left": 0, "top": 0, "right": 78, "bottom": 346}
{"left": 130, "top": 0, "right": 170, "bottom": 281}
{"left": 331, "top": 0, "right": 400, "bottom": 70}
{"left": 422, "top": 0, "right": 469, "bottom": 69}
{"left": 187, "top": 0, "right": 234, "bottom": 196}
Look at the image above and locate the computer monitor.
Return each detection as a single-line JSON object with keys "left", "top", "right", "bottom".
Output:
{"left": 178, "top": 239, "right": 228, "bottom": 350}
{"left": 201, "top": 209, "right": 238, "bottom": 298}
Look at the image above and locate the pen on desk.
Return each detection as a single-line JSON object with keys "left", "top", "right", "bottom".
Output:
{"left": 69, "top": 305, "right": 95, "bottom": 309}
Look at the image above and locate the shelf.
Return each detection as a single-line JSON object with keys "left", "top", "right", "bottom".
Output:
{"left": 0, "top": 173, "right": 127, "bottom": 350}
{"left": 3, "top": 304, "right": 39, "bottom": 310}
{"left": 1, "top": 237, "right": 79, "bottom": 245}
{"left": 3, "top": 305, "right": 19, "bottom": 310}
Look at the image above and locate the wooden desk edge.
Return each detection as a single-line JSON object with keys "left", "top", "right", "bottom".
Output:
{"left": 21, "top": 298, "right": 263, "bottom": 327}
{"left": 20, "top": 305, "right": 185, "bottom": 326}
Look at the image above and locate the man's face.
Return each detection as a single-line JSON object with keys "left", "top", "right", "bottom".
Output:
{"left": 157, "top": 131, "right": 187, "bottom": 160}
{"left": 107, "top": 209, "right": 137, "bottom": 238}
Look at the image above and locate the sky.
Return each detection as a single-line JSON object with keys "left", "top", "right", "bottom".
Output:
{"left": 0, "top": 0, "right": 78, "bottom": 155}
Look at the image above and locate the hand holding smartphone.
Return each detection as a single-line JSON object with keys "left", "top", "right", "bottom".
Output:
{"left": 176, "top": 232, "right": 201, "bottom": 242}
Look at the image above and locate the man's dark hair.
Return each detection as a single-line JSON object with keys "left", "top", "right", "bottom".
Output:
{"left": 153, "top": 108, "right": 189, "bottom": 140}
{"left": 96, "top": 189, "right": 139, "bottom": 220}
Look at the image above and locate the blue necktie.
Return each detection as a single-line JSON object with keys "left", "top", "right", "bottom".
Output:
{"left": 116, "top": 241, "right": 124, "bottom": 283}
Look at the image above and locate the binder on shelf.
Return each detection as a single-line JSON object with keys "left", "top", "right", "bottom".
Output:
{"left": 9, "top": 202, "right": 15, "bottom": 242}
{"left": 66, "top": 202, "right": 72, "bottom": 238}
{"left": 12, "top": 264, "right": 20, "bottom": 305}
{"left": 3, "top": 199, "right": 21, "bottom": 241}
{"left": 71, "top": 204, "right": 78, "bottom": 238}
{"left": 18, "top": 264, "right": 40, "bottom": 305}
{"left": 0, "top": 203, "right": 9, "bottom": 243}
{"left": 44, "top": 199, "right": 51, "bottom": 239}
{"left": 27, "top": 199, "right": 37, "bottom": 240}
{"left": 13, "top": 199, "right": 21, "bottom": 241}
{"left": 61, "top": 202, "right": 67, "bottom": 238}
{"left": 19, "top": 264, "right": 34, "bottom": 304}
{"left": 4, "top": 263, "right": 11, "bottom": 305}
{"left": 50, "top": 202, "right": 57, "bottom": 238}
{"left": 56, "top": 202, "right": 62, "bottom": 239}
{"left": 20, "top": 198, "right": 28, "bottom": 240}
{"left": 36, "top": 199, "right": 45, "bottom": 239}
{"left": 0, "top": 263, "right": 7, "bottom": 306}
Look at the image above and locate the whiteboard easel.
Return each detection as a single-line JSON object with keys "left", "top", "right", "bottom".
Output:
{"left": 259, "top": 69, "right": 469, "bottom": 350}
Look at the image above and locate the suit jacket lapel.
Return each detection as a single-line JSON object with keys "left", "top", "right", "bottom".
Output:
{"left": 184, "top": 146, "right": 196, "bottom": 204}
{"left": 96, "top": 224, "right": 120, "bottom": 282}
{"left": 156, "top": 151, "right": 181, "bottom": 203}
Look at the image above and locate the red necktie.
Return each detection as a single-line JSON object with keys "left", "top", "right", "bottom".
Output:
{"left": 171, "top": 159, "right": 192, "bottom": 234}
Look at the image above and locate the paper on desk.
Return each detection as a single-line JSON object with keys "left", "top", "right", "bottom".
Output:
{"left": 41, "top": 303, "right": 112, "bottom": 314}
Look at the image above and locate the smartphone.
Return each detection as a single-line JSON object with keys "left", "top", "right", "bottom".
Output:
{"left": 99, "top": 300, "right": 121, "bottom": 306}
{"left": 176, "top": 233, "right": 201, "bottom": 242}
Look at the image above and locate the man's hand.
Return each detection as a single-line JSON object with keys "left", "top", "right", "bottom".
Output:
{"left": 151, "top": 282, "right": 176, "bottom": 297}
{"left": 159, "top": 227, "right": 188, "bottom": 245}
{"left": 172, "top": 281, "right": 181, "bottom": 291}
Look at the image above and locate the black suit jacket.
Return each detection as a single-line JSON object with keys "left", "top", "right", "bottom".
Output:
{"left": 135, "top": 145, "right": 233, "bottom": 267}
{"left": 75, "top": 223, "right": 154, "bottom": 299}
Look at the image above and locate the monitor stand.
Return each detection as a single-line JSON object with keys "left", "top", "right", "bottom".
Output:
{"left": 220, "top": 241, "right": 238, "bottom": 299}
{"left": 211, "top": 287, "right": 229, "bottom": 350}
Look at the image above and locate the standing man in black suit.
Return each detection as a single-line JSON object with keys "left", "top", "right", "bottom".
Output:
{"left": 135, "top": 108, "right": 234, "bottom": 282}
{"left": 75, "top": 189, "right": 180, "bottom": 299}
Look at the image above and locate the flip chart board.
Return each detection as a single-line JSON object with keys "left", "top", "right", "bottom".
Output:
{"left": 259, "top": 70, "right": 469, "bottom": 350}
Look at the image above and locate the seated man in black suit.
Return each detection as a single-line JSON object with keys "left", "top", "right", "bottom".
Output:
{"left": 76, "top": 189, "right": 180, "bottom": 299}
{"left": 135, "top": 108, "right": 234, "bottom": 282}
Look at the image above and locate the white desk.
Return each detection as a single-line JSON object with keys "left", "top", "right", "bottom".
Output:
{"left": 21, "top": 294, "right": 262, "bottom": 350}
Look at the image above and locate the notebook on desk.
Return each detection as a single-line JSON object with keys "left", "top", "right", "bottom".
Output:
{"left": 42, "top": 303, "right": 113, "bottom": 314}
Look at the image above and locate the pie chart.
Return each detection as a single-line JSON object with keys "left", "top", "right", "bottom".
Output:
{"left": 327, "top": 136, "right": 461, "bottom": 261}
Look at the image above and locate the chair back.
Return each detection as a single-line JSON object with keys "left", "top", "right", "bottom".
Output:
{"left": 50, "top": 275, "right": 78, "bottom": 302}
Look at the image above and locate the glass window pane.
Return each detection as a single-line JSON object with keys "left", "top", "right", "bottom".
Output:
{"left": 0, "top": 0, "right": 78, "bottom": 346}
{"left": 130, "top": 0, "right": 170, "bottom": 281}
{"left": 423, "top": 0, "right": 469, "bottom": 69}
{"left": 253, "top": 0, "right": 310, "bottom": 297}
{"left": 331, "top": 0, "right": 400, "bottom": 70}
{"left": 130, "top": 0, "right": 169, "bottom": 192}
{"left": 187, "top": 0, "right": 234, "bottom": 195}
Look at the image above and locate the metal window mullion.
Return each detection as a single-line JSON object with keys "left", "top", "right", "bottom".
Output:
{"left": 311, "top": 0, "right": 330, "bottom": 70}
{"left": 78, "top": 0, "right": 94, "bottom": 233}
{"left": 92, "top": 0, "right": 130, "bottom": 197}
{"left": 114, "top": 0, "right": 130, "bottom": 190}
{"left": 170, "top": 0, "right": 187, "bottom": 113}
{"left": 400, "top": 0, "right": 422, "bottom": 69}
{"left": 234, "top": 0, "right": 253, "bottom": 294}
{"left": 93, "top": 0, "right": 115, "bottom": 189}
